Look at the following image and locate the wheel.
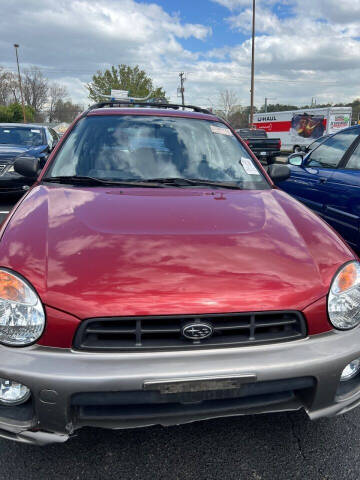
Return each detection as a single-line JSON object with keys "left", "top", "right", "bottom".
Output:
{"left": 293, "top": 145, "right": 301, "bottom": 153}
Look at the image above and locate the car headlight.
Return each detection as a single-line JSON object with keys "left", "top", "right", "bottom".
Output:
{"left": 328, "top": 261, "right": 360, "bottom": 330}
{"left": 0, "top": 269, "right": 45, "bottom": 346}
{"left": 7, "top": 165, "right": 14, "bottom": 173}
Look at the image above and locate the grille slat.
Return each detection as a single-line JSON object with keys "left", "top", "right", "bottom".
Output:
{"left": 74, "top": 311, "right": 307, "bottom": 352}
{"left": 86, "top": 328, "right": 137, "bottom": 334}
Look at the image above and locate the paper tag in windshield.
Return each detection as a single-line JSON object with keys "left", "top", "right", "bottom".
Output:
{"left": 210, "top": 125, "right": 232, "bottom": 136}
{"left": 241, "top": 157, "right": 260, "bottom": 175}
{"left": 31, "top": 129, "right": 40, "bottom": 133}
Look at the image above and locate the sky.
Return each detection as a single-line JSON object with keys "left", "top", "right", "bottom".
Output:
{"left": 1, "top": 0, "right": 360, "bottom": 109}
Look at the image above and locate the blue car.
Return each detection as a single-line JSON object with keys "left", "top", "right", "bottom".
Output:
{"left": 0, "top": 123, "right": 59, "bottom": 194}
{"left": 277, "top": 125, "right": 360, "bottom": 251}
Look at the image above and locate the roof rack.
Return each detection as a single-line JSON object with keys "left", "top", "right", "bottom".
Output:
{"left": 83, "top": 101, "right": 213, "bottom": 116}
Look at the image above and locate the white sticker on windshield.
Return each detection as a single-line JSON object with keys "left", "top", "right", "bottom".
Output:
{"left": 31, "top": 129, "right": 40, "bottom": 133}
{"left": 241, "top": 157, "right": 260, "bottom": 175}
{"left": 3, "top": 130, "right": 10, "bottom": 133}
{"left": 210, "top": 125, "right": 232, "bottom": 136}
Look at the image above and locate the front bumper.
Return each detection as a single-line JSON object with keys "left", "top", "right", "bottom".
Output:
{"left": 1, "top": 327, "right": 360, "bottom": 445}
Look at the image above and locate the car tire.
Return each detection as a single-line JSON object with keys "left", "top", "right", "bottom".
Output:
{"left": 293, "top": 145, "right": 301, "bottom": 153}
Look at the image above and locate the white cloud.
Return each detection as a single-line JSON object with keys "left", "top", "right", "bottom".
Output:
{"left": 213, "top": 0, "right": 360, "bottom": 106}
{"left": 1, "top": 0, "right": 360, "bottom": 109}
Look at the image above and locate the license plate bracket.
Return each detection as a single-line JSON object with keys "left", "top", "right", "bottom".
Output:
{"left": 143, "top": 374, "right": 257, "bottom": 395}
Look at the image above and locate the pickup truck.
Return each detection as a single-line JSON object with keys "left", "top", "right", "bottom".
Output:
{"left": 236, "top": 128, "right": 281, "bottom": 164}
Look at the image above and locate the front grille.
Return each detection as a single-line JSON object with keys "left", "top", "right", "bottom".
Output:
{"left": 73, "top": 311, "right": 307, "bottom": 352}
{"left": 72, "top": 377, "right": 315, "bottom": 423}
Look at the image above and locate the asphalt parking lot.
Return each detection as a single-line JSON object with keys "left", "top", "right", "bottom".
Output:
{"left": 1, "top": 409, "right": 360, "bottom": 479}
{"left": 0, "top": 191, "right": 359, "bottom": 480}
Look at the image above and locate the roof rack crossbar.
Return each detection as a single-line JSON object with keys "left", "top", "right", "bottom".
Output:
{"left": 82, "top": 101, "right": 213, "bottom": 116}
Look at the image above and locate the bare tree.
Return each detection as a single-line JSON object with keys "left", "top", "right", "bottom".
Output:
{"left": 22, "top": 66, "right": 48, "bottom": 112}
{"left": 53, "top": 99, "right": 83, "bottom": 123}
{"left": 0, "top": 67, "right": 18, "bottom": 105}
{"left": 48, "top": 83, "right": 68, "bottom": 122}
{"left": 217, "top": 89, "right": 241, "bottom": 121}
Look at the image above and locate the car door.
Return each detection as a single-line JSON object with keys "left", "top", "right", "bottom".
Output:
{"left": 279, "top": 129, "right": 360, "bottom": 216}
{"left": 320, "top": 136, "right": 360, "bottom": 249}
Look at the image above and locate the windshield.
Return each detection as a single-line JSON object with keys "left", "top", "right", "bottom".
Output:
{"left": 46, "top": 115, "right": 269, "bottom": 189}
{"left": 0, "top": 126, "right": 44, "bottom": 147}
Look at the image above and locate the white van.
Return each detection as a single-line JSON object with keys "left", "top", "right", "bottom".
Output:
{"left": 253, "top": 107, "right": 352, "bottom": 152}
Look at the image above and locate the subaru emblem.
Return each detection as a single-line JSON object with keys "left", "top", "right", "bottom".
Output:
{"left": 182, "top": 322, "right": 213, "bottom": 341}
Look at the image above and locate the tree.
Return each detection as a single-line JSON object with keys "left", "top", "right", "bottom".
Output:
{"left": 227, "top": 105, "right": 258, "bottom": 129}
{"left": 0, "top": 68, "right": 18, "bottom": 105}
{"left": 52, "top": 99, "right": 83, "bottom": 123}
{"left": 259, "top": 103, "right": 299, "bottom": 113}
{"left": 87, "top": 65, "right": 166, "bottom": 102}
{"left": 0, "top": 103, "right": 34, "bottom": 122}
{"left": 217, "top": 90, "right": 241, "bottom": 122}
{"left": 22, "top": 66, "right": 48, "bottom": 112}
{"left": 48, "top": 83, "right": 68, "bottom": 122}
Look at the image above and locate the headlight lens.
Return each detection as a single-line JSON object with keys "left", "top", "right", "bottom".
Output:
{"left": 6, "top": 165, "right": 14, "bottom": 173}
{"left": 328, "top": 261, "right": 360, "bottom": 330}
{"left": 0, "top": 269, "right": 45, "bottom": 346}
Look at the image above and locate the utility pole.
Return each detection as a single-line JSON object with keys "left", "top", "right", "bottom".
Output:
{"left": 249, "top": 0, "right": 256, "bottom": 128}
{"left": 264, "top": 96, "right": 275, "bottom": 113}
{"left": 179, "top": 72, "right": 185, "bottom": 106}
{"left": 14, "top": 44, "right": 26, "bottom": 123}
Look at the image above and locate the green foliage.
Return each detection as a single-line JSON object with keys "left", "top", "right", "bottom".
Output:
{"left": 0, "top": 103, "right": 34, "bottom": 123}
{"left": 8, "top": 103, "right": 24, "bottom": 122}
{"left": 0, "top": 105, "right": 12, "bottom": 122}
{"left": 87, "top": 64, "right": 166, "bottom": 102}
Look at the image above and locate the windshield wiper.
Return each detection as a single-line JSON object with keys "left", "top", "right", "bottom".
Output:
{"left": 144, "top": 177, "right": 243, "bottom": 189}
{"left": 42, "top": 176, "right": 243, "bottom": 189}
{"left": 42, "top": 176, "right": 165, "bottom": 188}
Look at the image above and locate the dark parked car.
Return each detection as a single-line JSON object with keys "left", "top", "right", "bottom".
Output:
{"left": 277, "top": 125, "right": 360, "bottom": 250}
{"left": 236, "top": 128, "right": 281, "bottom": 164}
{"left": 0, "top": 124, "right": 59, "bottom": 194}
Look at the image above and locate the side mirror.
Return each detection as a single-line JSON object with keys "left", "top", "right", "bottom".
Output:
{"left": 14, "top": 156, "right": 40, "bottom": 178}
{"left": 288, "top": 152, "right": 305, "bottom": 166}
{"left": 268, "top": 164, "right": 291, "bottom": 183}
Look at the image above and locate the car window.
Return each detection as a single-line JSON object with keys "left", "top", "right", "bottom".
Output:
{"left": 46, "top": 115, "right": 270, "bottom": 190}
{"left": 0, "top": 126, "right": 44, "bottom": 147}
{"left": 49, "top": 128, "right": 58, "bottom": 142}
{"left": 345, "top": 141, "right": 360, "bottom": 170}
{"left": 307, "top": 129, "right": 359, "bottom": 169}
{"left": 308, "top": 135, "right": 327, "bottom": 150}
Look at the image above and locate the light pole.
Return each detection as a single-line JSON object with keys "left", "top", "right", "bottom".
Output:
{"left": 13, "top": 44, "right": 26, "bottom": 123}
{"left": 179, "top": 72, "right": 185, "bottom": 106}
{"left": 249, "top": 0, "right": 255, "bottom": 128}
{"left": 264, "top": 97, "right": 276, "bottom": 113}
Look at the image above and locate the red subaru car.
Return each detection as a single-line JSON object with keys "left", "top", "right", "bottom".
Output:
{"left": 0, "top": 102, "right": 359, "bottom": 445}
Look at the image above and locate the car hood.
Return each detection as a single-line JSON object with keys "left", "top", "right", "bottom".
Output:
{"left": 0, "top": 185, "right": 354, "bottom": 318}
{"left": 0, "top": 144, "right": 47, "bottom": 161}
